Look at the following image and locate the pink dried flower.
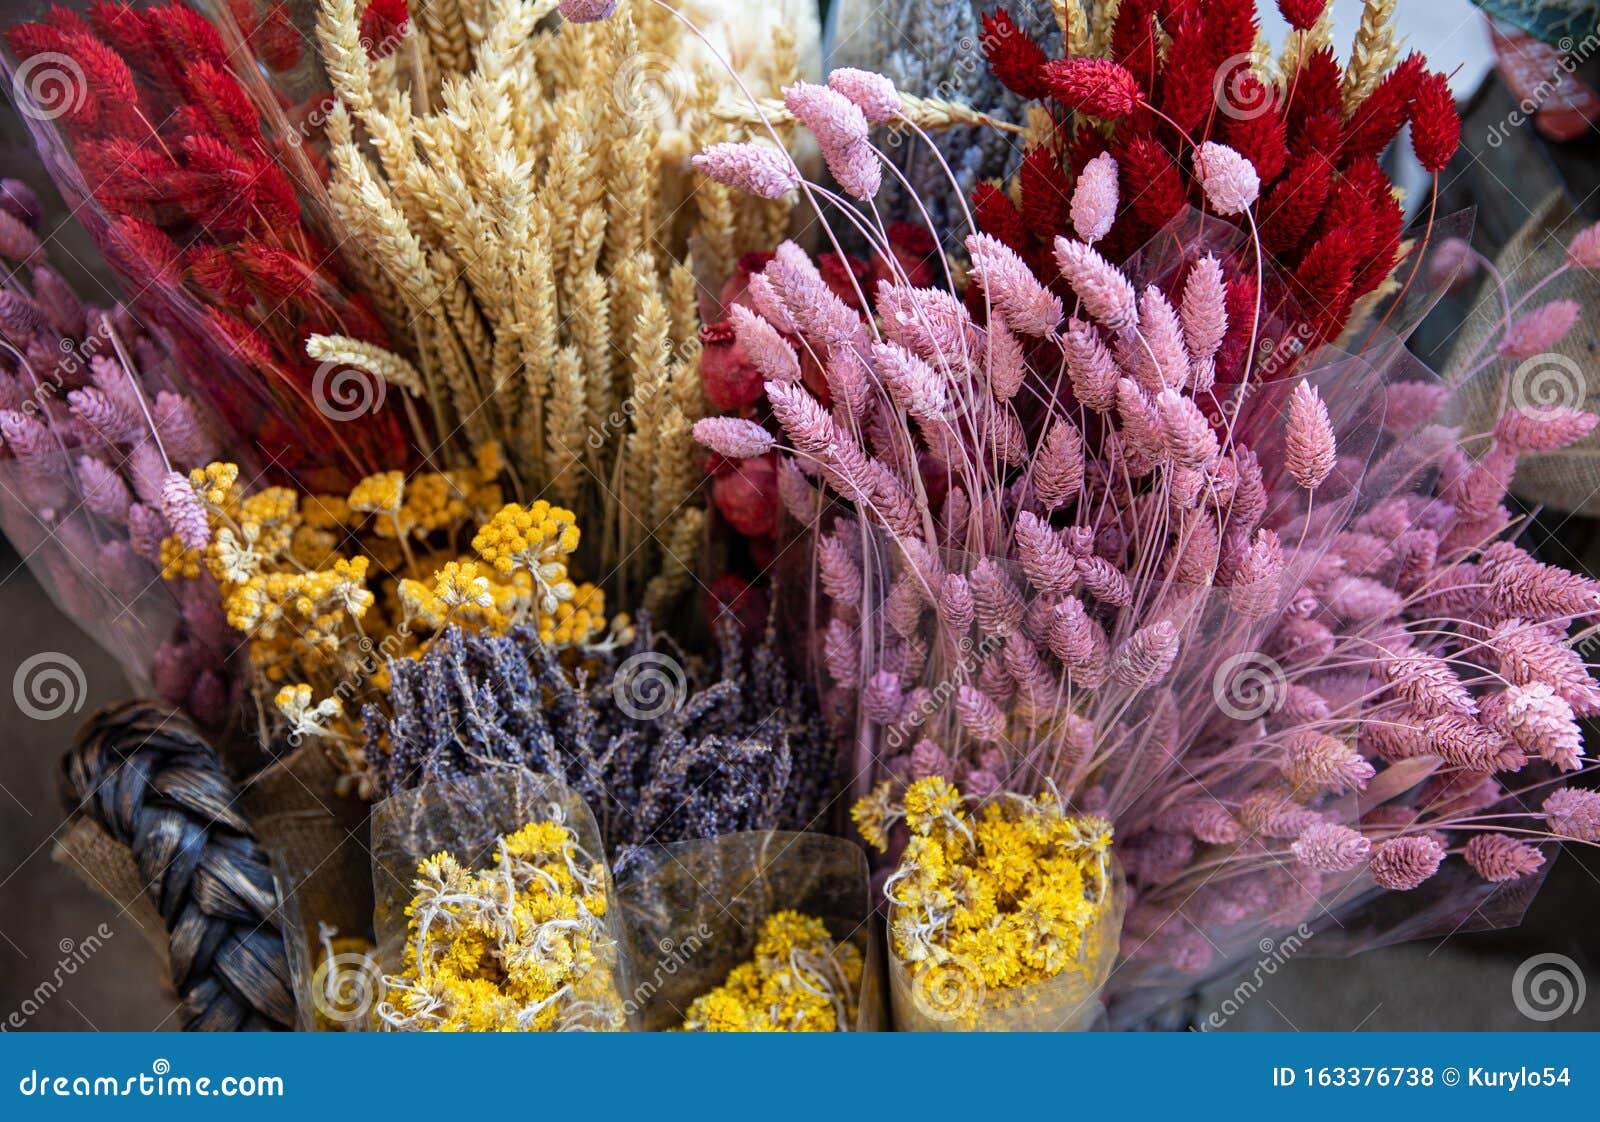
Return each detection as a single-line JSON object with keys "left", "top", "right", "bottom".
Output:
{"left": 744, "top": 272, "right": 797, "bottom": 334}
{"left": 1229, "top": 529, "right": 1283, "bottom": 618}
{"left": 1285, "top": 382, "right": 1336, "bottom": 490}
{"left": 1047, "top": 598, "right": 1109, "bottom": 685}
{"left": 1172, "top": 802, "right": 1242, "bottom": 845}
{"left": 0, "top": 208, "right": 42, "bottom": 262}
{"left": 1015, "top": 512, "right": 1077, "bottom": 595}
{"left": 933, "top": 573, "right": 974, "bottom": 636}
{"left": 1282, "top": 730, "right": 1376, "bottom": 796}
{"left": 909, "top": 738, "right": 952, "bottom": 780}
{"left": 1180, "top": 254, "right": 1228, "bottom": 367}
{"left": 1567, "top": 222, "right": 1600, "bottom": 269}
{"left": 1063, "top": 318, "right": 1118, "bottom": 411}
{"left": 126, "top": 504, "right": 168, "bottom": 564}
{"left": 67, "top": 386, "right": 141, "bottom": 446}
{"left": 1463, "top": 833, "right": 1545, "bottom": 882}
{"left": 1033, "top": 419, "right": 1085, "bottom": 509}
{"left": 692, "top": 143, "right": 802, "bottom": 199}
{"left": 1157, "top": 390, "right": 1218, "bottom": 466}
{"left": 876, "top": 283, "right": 974, "bottom": 365}
{"left": 965, "top": 233, "right": 1063, "bottom": 336}
{"left": 822, "top": 617, "right": 859, "bottom": 685}
{"left": 728, "top": 304, "right": 801, "bottom": 384}
{"left": 969, "top": 559, "right": 1025, "bottom": 635}
{"left": 1111, "top": 620, "right": 1180, "bottom": 688}
{"left": 827, "top": 68, "right": 901, "bottom": 122}
{"left": 1499, "top": 682, "right": 1583, "bottom": 771}
{"left": 1077, "top": 553, "right": 1132, "bottom": 607}
{"left": 862, "top": 670, "right": 904, "bottom": 724}
{"left": 1497, "top": 300, "right": 1581, "bottom": 360}
{"left": 1194, "top": 143, "right": 1261, "bottom": 216}
{"left": 986, "top": 317, "right": 1026, "bottom": 403}
{"left": 77, "top": 455, "right": 132, "bottom": 522}
{"left": 784, "top": 81, "right": 869, "bottom": 152}
{"left": 160, "top": 471, "right": 210, "bottom": 552}
{"left": 1494, "top": 406, "right": 1598, "bottom": 452}
{"left": 1369, "top": 836, "right": 1446, "bottom": 890}
{"left": 830, "top": 139, "right": 882, "bottom": 201}
{"left": 1428, "top": 237, "right": 1479, "bottom": 293}
{"left": 1054, "top": 238, "right": 1138, "bottom": 332}
{"left": 766, "top": 242, "right": 864, "bottom": 346}
{"left": 1543, "top": 788, "right": 1600, "bottom": 841}
{"left": 1291, "top": 822, "right": 1371, "bottom": 872}
{"left": 956, "top": 684, "right": 1007, "bottom": 742}
{"left": 1070, "top": 152, "right": 1119, "bottom": 245}
{"left": 873, "top": 341, "right": 950, "bottom": 421}
{"left": 1137, "top": 287, "right": 1189, "bottom": 392}
{"left": 0, "top": 409, "right": 52, "bottom": 456}
{"left": 558, "top": 0, "right": 618, "bottom": 21}
{"left": 693, "top": 417, "right": 775, "bottom": 459}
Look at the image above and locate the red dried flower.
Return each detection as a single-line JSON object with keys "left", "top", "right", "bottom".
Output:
{"left": 253, "top": 2, "right": 304, "bottom": 71}
{"left": 979, "top": 8, "right": 1052, "bottom": 101}
{"left": 1260, "top": 150, "right": 1333, "bottom": 254}
{"left": 1042, "top": 58, "right": 1144, "bottom": 119}
{"left": 1343, "top": 53, "right": 1425, "bottom": 161}
{"left": 1113, "top": 137, "right": 1186, "bottom": 231}
{"left": 1019, "top": 144, "right": 1073, "bottom": 241}
{"left": 1276, "top": 0, "right": 1326, "bottom": 32}
{"left": 1410, "top": 71, "right": 1461, "bottom": 173}
{"left": 359, "top": 0, "right": 410, "bottom": 62}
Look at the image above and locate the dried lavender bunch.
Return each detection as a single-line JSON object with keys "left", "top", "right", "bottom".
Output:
{"left": 365, "top": 613, "right": 835, "bottom": 870}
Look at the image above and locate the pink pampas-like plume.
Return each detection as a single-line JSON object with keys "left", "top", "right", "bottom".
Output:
{"left": 1497, "top": 300, "right": 1581, "bottom": 360}
{"left": 692, "top": 417, "right": 775, "bottom": 459}
{"left": 1498, "top": 682, "right": 1584, "bottom": 771}
{"left": 965, "top": 233, "right": 1063, "bottom": 336}
{"left": 1567, "top": 222, "right": 1600, "bottom": 269}
{"left": 1054, "top": 238, "right": 1138, "bottom": 332}
{"left": 1110, "top": 620, "right": 1180, "bottom": 688}
{"left": 1285, "top": 382, "right": 1336, "bottom": 490}
{"left": 956, "top": 684, "right": 1007, "bottom": 741}
{"left": 1014, "top": 512, "right": 1077, "bottom": 595}
{"left": 827, "top": 68, "right": 901, "bottom": 123}
{"left": 1494, "top": 406, "right": 1598, "bottom": 453}
{"left": 692, "top": 142, "right": 802, "bottom": 200}
{"left": 1033, "top": 419, "right": 1085, "bottom": 509}
{"left": 1137, "top": 286, "right": 1189, "bottom": 392}
{"left": 1070, "top": 152, "right": 1119, "bottom": 245}
{"left": 1281, "top": 730, "right": 1376, "bottom": 796}
{"left": 873, "top": 341, "right": 950, "bottom": 422}
{"left": 783, "top": 82, "right": 880, "bottom": 200}
{"left": 1194, "top": 142, "right": 1261, "bottom": 216}
{"left": 1369, "top": 836, "right": 1445, "bottom": 890}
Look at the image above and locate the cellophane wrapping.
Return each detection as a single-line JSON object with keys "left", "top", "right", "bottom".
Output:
{"left": 614, "top": 830, "right": 884, "bottom": 1031}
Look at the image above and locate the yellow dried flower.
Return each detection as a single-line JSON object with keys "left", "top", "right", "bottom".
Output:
{"left": 679, "top": 911, "right": 863, "bottom": 1032}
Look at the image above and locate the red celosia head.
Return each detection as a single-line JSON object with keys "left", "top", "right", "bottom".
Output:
{"left": 359, "top": 0, "right": 409, "bottom": 61}
{"left": 698, "top": 320, "right": 764, "bottom": 411}
{"left": 1041, "top": 57, "right": 1144, "bottom": 119}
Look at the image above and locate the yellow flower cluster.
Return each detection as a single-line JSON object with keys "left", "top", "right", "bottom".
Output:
{"left": 377, "top": 819, "right": 623, "bottom": 1032}
{"left": 159, "top": 444, "right": 628, "bottom": 794}
{"left": 856, "top": 776, "right": 1115, "bottom": 1018}
{"left": 679, "top": 911, "right": 863, "bottom": 1032}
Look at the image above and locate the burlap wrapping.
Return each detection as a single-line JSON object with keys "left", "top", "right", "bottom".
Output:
{"left": 1447, "top": 192, "right": 1600, "bottom": 515}
{"left": 52, "top": 817, "right": 171, "bottom": 963}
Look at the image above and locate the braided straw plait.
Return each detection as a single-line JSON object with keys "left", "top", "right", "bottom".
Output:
{"left": 61, "top": 702, "right": 295, "bottom": 1031}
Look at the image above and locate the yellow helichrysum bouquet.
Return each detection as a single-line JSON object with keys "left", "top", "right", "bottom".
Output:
{"left": 161, "top": 447, "right": 629, "bottom": 794}
{"left": 855, "top": 776, "right": 1123, "bottom": 1030}
{"left": 678, "top": 910, "right": 863, "bottom": 1032}
{"left": 377, "top": 817, "right": 623, "bottom": 1031}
